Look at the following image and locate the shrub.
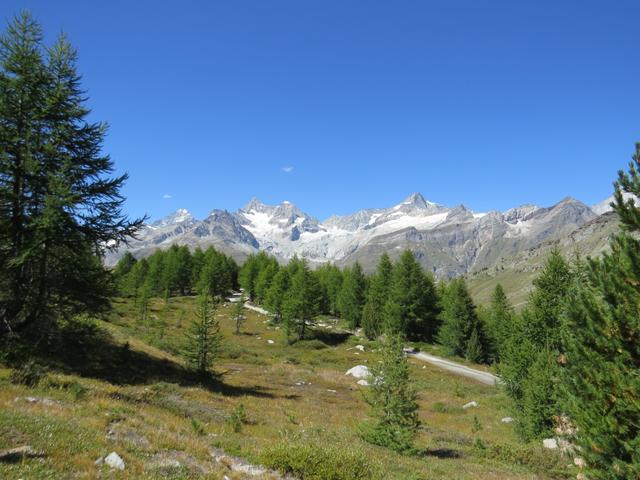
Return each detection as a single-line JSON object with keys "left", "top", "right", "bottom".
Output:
{"left": 260, "top": 442, "right": 380, "bottom": 480}
{"left": 10, "top": 360, "right": 47, "bottom": 387}
{"left": 68, "top": 380, "right": 87, "bottom": 400}
{"left": 228, "top": 403, "right": 247, "bottom": 433}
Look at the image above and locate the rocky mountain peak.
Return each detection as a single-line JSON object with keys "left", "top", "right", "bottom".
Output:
{"left": 151, "top": 208, "right": 194, "bottom": 227}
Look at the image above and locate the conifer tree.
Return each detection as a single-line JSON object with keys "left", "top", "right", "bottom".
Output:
{"left": 484, "top": 283, "right": 514, "bottom": 362}
{"left": 362, "top": 253, "right": 393, "bottom": 339}
{"left": 264, "top": 268, "right": 290, "bottom": 322}
{"left": 360, "top": 333, "right": 420, "bottom": 453}
{"left": 499, "top": 249, "right": 572, "bottom": 440}
{"left": 561, "top": 144, "right": 640, "bottom": 479}
{"left": 337, "top": 262, "right": 366, "bottom": 329}
{"left": 384, "top": 250, "right": 439, "bottom": 340}
{"left": 437, "top": 278, "right": 489, "bottom": 363}
{"left": 282, "top": 260, "right": 320, "bottom": 342}
{"left": 184, "top": 293, "right": 221, "bottom": 375}
{"left": 0, "top": 13, "right": 143, "bottom": 332}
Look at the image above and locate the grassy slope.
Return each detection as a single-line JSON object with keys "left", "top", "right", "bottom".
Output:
{"left": 0, "top": 296, "right": 574, "bottom": 479}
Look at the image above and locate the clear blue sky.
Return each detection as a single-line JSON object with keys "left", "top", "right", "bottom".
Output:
{"left": 2, "top": 1, "right": 638, "bottom": 221}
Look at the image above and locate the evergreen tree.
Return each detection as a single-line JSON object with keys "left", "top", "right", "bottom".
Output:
{"left": 362, "top": 253, "right": 393, "bottom": 339}
{"left": 264, "top": 268, "right": 290, "bottom": 322}
{"left": 282, "top": 259, "right": 320, "bottom": 342}
{"left": 484, "top": 283, "right": 514, "bottom": 362}
{"left": 561, "top": 144, "right": 640, "bottom": 479}
{"left": 384, "top": 250, "right": 439, "bottom": 340}
{"left": 360, "top": 333, "right": 420, "bottom": 453}
{"left": 337, "top": 262, "right": 366, "bottom": 329}
{"left": 0, "top": 13, "right": 143, "bottom": 333}
{"left": 184, "top": 293, "right": 221, "bottom": 375}
{"left": 316, "top": 263, "right": 343, "bottom": 316}
{"left": 254, "top": 261, "right": 278, "bottom": 304}
{"left": 437, "top": 278, "right": 490, "bottom": 363}
{"left": 499, "top": 249, "right": 572, "bottom": 440}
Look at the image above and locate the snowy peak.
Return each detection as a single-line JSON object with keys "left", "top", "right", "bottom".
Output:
{"left": 592, "top": 192, "right": 637, "bottom": 215}
{"left": 151, "top": 208, "right": 194, "bottom": 227}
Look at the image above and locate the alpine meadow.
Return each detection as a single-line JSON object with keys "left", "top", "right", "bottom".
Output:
{"left": 1, "top": 4, "right": 639, "bottom": 480}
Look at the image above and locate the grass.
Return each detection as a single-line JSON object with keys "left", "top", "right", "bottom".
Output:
{"left": 0, "top": 295, "right": 575, "bottom": 479}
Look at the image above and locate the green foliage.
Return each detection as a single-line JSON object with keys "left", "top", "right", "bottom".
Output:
{"left": 67, "top": 380, "right": 88, "bottom": 401}
{"left": 282, "top": 259, "right": 320, "bottom": 342}
{"left": 228, "top": 403, "right": 247, "bottom": 432}
{"left": 183, "top": 293, "right": 221, "bottom": 375}
{"left": 483, "top": 284, "right": 514, "bottom": 362}
{"left": 264, "top": 267, "right": 290, "bottom": 322}
{"left": 437, "top": 278, "right": 490, "bottom": 363}
{"left": 190, "top": 417, "right": 206, "bottom": 436}
{"left": 360, "top": 334, "right": 420, "bottom": 453}
{"left": 10, "top": 359, "right": 47, "bottom": 386}
{"left": 337, "top": 262, "right": 366, "bottom": 329}
{"left": 362, "top": 253, "right": 393, "bottom": 339}
{"left": 384, "top": 250, "right": 439, "bottom": 340}
{"left": 315, "top": 263, "right": 343, "bottom": 316}
{"left": 0, "top": 12, "right": 144, "bottom": 333}
{"left": 559, "top": 143, "right": 640, "bottom": 479}
{"left": 498, "top": 248, "right": 573, "bottom": 441}
{"left": 259, "top": 442, "right": 380, "bottom": 480}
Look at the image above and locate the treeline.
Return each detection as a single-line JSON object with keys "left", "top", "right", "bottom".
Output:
{"left": 112, "top": 245, "right": 239, "bottom": 300}
{"left": 238, "top": 250, "right": 444, "bottom": 343}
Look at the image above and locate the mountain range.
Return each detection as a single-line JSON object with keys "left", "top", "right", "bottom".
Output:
{"left": 105, "top": 193, "right": 623, "bottom": 278}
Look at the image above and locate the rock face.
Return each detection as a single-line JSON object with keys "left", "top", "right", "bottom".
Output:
{"left": 107, "top": 192, "right": 611, "bottom": 279}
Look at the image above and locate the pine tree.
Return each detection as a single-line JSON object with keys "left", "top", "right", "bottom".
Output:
{"left": 360, "top": 333, "right": 420, "bottom": 453}
{"left": 337, "top": 262, "right": 366, "bottom": 329}
{"left": 0, "top": 13, "right": 143, "bottom": 333}
{"left": 264, "top": 268, "right": 290, "bottom": 322}
{"left": 484, "top": 283, "right": 514, "bottom": 362}
{"left": 282, "top": 260, "right": 320, "bottom": 342}
{"left": 362, "top": 253, "right": 393, "bottom": 339}
{"left": 184, "top": 293, "right": 221, "bottom": 375}
{"left": 437, "top": 278, "right": 490, "bottom": 362}
{"left": 499, "top": 249, "right": 573, "bottom": 440}
{"left": 384, "top": 250, "right": 439, "bottom": 340}
{"left": 561, "top": 144, "right": 640, "bottom": 479}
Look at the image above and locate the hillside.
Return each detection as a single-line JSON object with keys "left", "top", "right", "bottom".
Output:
{"left": 467, "top": 211, "right": 619, "bottom": 306}
{"left": 0, "top": 296, "right": 574, "bottom": 479}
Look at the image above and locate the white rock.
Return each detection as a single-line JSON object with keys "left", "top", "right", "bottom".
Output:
{"left": 345, "top": 365, "right": 370, "bottom": 379}
{"left": 267, "top": 339, "right": 275, "bottom": 344}
{"left": 462, "top": 401, "right": 478, "bottom": 409}
{"left": 574, "top": 457, "right": 586, "bottom": 468}
{"left": 543, "top": 438, "right": 558, "bottom": 449}
{"left": 501, "top": 417, "right": 514, "bottom": 423}
{"left": 354, "top": 345, "right": 365, "bottom": 352}
{"left": 356, "top": 379, "right": 369, "bottom": 386}
{"left": 105, "top": 451, "right": 125, "bottom": 470}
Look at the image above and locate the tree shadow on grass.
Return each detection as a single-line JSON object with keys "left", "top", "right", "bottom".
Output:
{"left": 22, "top": 321, "right": 277, "bottom": 399}
{"left": 306, "top": 328, "right": 352, "bottom": 346}
{"left": 419, "top": 448, "right": 463, "bottom": 459}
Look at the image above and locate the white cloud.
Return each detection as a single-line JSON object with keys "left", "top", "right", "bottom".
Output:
{"left": 162, "top": 194, "right": 173, "bottom": 199}
{"left": 281, "top": 166, "right": 294, "bottom": 173}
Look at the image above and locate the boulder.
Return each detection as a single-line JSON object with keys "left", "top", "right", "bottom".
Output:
{"left": 105, "top": 451, "right": 125, "bottom": 470}
{"left": 345, "top": 365, "right": 370, "bottom": 379}
{"left": 542, "top": 438, "right": 558, "bottom": 449}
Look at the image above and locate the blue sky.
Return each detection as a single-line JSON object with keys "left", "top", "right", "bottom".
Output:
{"left": 2, "top": 1, "right": 638, "bottom": 221}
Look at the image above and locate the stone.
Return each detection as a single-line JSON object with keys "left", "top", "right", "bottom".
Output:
{"left": 356, "top": 379, "right": 369, "bottom": 386}
{"left": 354, "top": 345, "right": 365, "bottom": 352}
{"left": 462, "top": 401, "right": 478, "bottom": 409}
{"left": 574, "top": 457, "right": 586, "bottom": 468}
{"left": 542, "top": 438, "right": 558, "bottom": 449}
{"left": 267, "top": 339, "right": 275, "bottom": 344}
{"left": 501, "top": 417, "right": 514, "bottom": 423}
{"left": 105, "top": 451, "right": 125, "bottom": 470}
{"left": 345, "top": 365, "right": 370, "bottom": 379}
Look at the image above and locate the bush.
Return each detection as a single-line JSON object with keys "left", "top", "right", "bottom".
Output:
{"left": 483, "top": 442, "right": 570, "bottom": 476}
{"left": 260, "top": 442, "right": 380, "bottom": 480}
{"left": 228, "top": 403, "right": 247, "bottom": 433}
{"left": 10, "top": 360, "right": 47, "bottom": 387}
{"left": 68, "top": 380, "right": 87, "bottom": 400}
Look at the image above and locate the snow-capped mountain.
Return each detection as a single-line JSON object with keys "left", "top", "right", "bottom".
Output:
{"left": 105, "top": 192, "right": 613, "bottom": 277}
